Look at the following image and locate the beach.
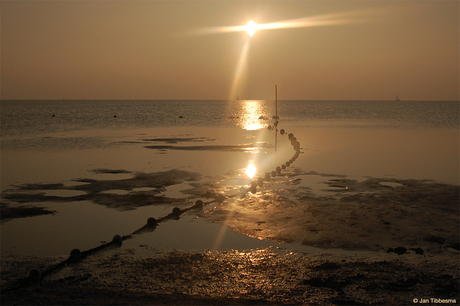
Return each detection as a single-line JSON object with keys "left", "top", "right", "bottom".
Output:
{"left": 1, "top": 100, "right": 459, "bottom": 304}
{"left": 2, "top": 248, "right": 458, "bottom": 305}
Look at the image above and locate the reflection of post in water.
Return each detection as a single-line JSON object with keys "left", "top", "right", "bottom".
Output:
{"left": 274, "top": 121, "right": 278, "bottom": 153}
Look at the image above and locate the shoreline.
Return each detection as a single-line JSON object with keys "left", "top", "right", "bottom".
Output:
{"left": 2, "top": 247, "right": 459, "bottom": 305}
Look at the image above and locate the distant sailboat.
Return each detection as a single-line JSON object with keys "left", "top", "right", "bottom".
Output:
{"left": 236, "top": 95, "right": 240, "bottom": 100}
{"left": 396, "top": 95, "right": 401, "bottom": 102}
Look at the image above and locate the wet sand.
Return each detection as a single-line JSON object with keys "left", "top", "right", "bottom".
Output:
{"left": 1, "top": 248, "right": 459, "bottom": 305}
{"left": 206, "top": 173, "right": 460, "bottom": 253}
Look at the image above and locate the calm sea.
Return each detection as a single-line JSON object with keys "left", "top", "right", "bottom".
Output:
{"left": 1, "top": 100, "right": 459, "bottom": 257}
{"left": 1, "top": 100, "right": 458, "bottom": 139}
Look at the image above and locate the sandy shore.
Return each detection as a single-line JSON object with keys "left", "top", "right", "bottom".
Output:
{"left": 2, "top": 248, "right": 459, "bottom": 305}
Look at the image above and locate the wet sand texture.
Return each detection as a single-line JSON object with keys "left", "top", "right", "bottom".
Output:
{"left": 1, "top": 249, "right": 459, "bottom": 305}
{"left": 207, "top": 174, "right": 460, "bottom": 253}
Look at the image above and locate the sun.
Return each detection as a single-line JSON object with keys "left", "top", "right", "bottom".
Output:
{"left": 246, "top": 20, "right": 257, "bottom": 37}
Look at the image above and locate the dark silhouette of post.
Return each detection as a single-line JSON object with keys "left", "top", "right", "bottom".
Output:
{"left": 275, "top": 85, "right": 278, "bottom": 153}
{"left": 275, "top": 84, "right": 278, "bottom": 118}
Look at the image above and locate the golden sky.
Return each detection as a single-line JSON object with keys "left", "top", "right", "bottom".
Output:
{"left": 1, "top": 0, "right": 459, "bottom": 100}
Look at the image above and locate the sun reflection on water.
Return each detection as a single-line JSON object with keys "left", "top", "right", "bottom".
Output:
{"left": 237, "top": 100, "right": 270, "bottom": 131}
{"left": 245, "top": 160, "right": 256, "bottom": 179}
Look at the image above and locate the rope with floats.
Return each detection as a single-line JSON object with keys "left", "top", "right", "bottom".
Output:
{"left": 4, "top": 91, "right": 303, "bottom": 291}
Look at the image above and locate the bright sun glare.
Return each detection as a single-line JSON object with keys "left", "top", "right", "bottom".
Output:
{"left": 198, "top": 11, "right": 365, "bottom": 37}
{"left": 245, "top": 160, "right": 256, "bottom": 179}
{"left": 246, "top": 20, "right": 257, "bottom": 37}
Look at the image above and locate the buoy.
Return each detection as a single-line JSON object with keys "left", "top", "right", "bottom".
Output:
{"left": 288, "top": 133, "right": 294, "bottom": 140}
{"left": 281, "top": 164, "right": 286, "bottom": 170}
{"left": 215, "top": 194, "right": 225, "bottom": 202}
{"left": 193, "top": 200, "right": 204, "bottom": 209}
{"left": 265, "top": 172, "right": 271, "bottom": 180}
{"left": 286, "top": 162, "right": 291, "bottom": 167}
{"left": 276, "top": 166, "right": 281, "bottom": 174}
{"left": 257, "top": 177, "right": 264, "bottom": 187}
{"left": 147, "top": 217, "right": 158, "bottom": 227}
{"left": 294, "top": 141, "right": 300, "bottom": 151}
{"left": 114, "top": 115, "right": 117, "bottom": 118}
{"left": 179, "top": 115, "right": 184, "bottom": 118}
{"left": 271, "top": 170, "right": 276, "bottom": 177}
{"left": 172, "top": 207, "right": 181, "bottom": 216}
{"left": 280, "top": 129, "right": 285, "bottom": 135}
{"left": 274, "top": 121, "right": 278, "bottom": 127}
{"left": 112, "top": 235, "right": 123, "bottom": 244}
{"left": 249, "top": 182, "right": 257, "bottom": 193}
{"left": 28, "top": 269, "right": 41, "bottom": 282}
{"left": 51, "top": 114, "right": 55, "bottom": 118}
{"left": 69, "top": 249, "right": 81, "bottom": 261}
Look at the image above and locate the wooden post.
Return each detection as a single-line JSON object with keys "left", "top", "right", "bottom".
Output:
{"left": 275, "top": 85, "right": 278, "bottom": 153}
{"left": 275, "top": 85, "right": 278, "bottom": 118}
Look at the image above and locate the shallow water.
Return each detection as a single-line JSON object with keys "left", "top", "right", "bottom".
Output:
{"left": 1, "top": 100, "right": 459, "bottom": 257}
{"left": 0, "top": 200, "right": 284, "bottom": 257}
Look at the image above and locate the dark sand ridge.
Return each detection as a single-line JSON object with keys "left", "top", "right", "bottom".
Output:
{"left": 144, "top": 143, "right": 272, "bottom": 152}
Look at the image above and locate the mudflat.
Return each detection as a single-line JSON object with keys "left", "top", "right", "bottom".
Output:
{"left": 2, "top": 248, "right": 459, "bottom": 305}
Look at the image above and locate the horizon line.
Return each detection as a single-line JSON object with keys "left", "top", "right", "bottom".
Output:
{"left": 1, "top": 98, "right": 458, "bottom": 102}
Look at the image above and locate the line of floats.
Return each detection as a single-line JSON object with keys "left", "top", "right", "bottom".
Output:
{"left": 5, "top": 121, "right": 303, "bottom": 291}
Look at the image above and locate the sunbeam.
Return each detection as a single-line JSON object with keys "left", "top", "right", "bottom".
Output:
{"left": 228, "top": 39, "right": 250, "bottom": 101}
